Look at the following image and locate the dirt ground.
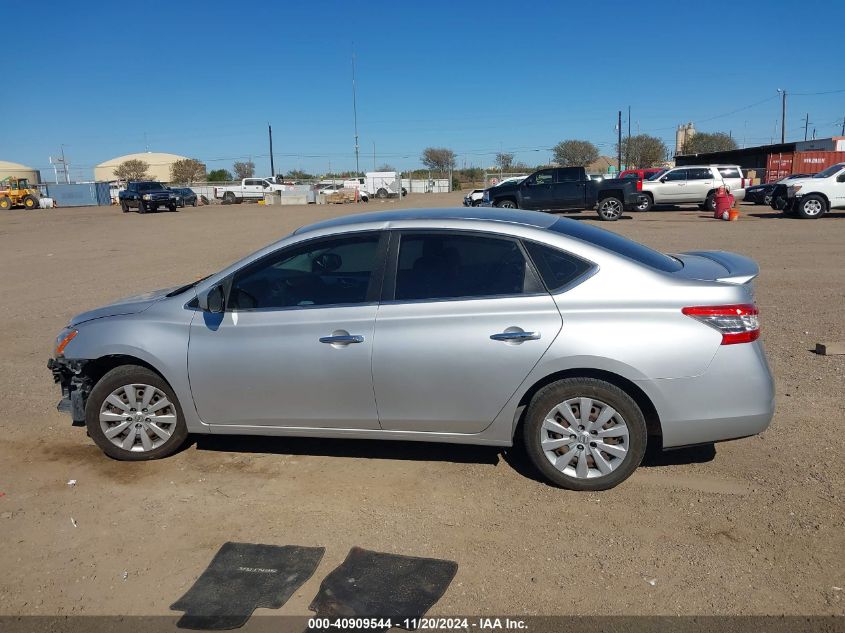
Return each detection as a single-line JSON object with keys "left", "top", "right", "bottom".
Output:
{"left": 0, "top": 193, "right": 842, "bottom": 618}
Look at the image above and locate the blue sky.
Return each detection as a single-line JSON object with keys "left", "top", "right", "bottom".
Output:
{"left": 6, "top": 0, "right": 844, "bottom": 180}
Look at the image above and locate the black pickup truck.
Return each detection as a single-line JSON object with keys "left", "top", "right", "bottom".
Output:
{"left": 482, "top": 166, "right": 641, "bottom": 221}
{"left": 119, "top": 181, "right": 180, "bottom": 213}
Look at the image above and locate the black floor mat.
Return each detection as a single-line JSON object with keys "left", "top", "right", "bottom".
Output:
{"left": 308, "top": 547, "right": 458, "bottom": 631}
{"left": 171, "top": 542, "right": 325, "bottom": 630}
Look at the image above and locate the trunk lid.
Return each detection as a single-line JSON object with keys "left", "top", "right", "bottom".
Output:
{"left": 672, "top": 250, "right": 759, "bottom": 284}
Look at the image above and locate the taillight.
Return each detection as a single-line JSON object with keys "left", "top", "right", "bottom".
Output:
{"left": 636, "top": 179, "right": 643, "bottom": 191}
{"left": 682, "top": 304, "right": 760, "bottom": 345}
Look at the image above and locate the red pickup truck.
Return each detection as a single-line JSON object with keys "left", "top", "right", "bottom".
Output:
{"left": 618, "top": 168, "right": 665, "bottom": 181}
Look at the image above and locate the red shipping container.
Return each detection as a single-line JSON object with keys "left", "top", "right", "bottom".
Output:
{"left": 766, "top": 151, "right": 845, "bottom": 183}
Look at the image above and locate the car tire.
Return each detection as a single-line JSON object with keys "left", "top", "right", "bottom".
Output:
{"left": 522, "top": 377, "right": 647, "bottom": 491}
{"left": 796, "top": 195, "right": 826, "bottom": 219}
{"left": 137, "top": 200, "right": 147, "bottom": 214}
{"left": 0, "top": 196, "right": 11, "bottom": 210}
{"left": 169, "top": 203, "right": 178, "bottom": 212}
{"left": 705, "top": 192, "right": 717, "bottom": 212}
{"left": 376, "top": 188, "right": 388, "bottom": 199}
{"left": 85, "top": 365, "right": 189, "bottom": 461}
{"left": 120, "top": 201, "right": 130, "bottom": 213}
{"left": 495, "top": 199, "right": 517, "bottom": 209}
{"left": 23, "top": 195, "right": 39, "bottom": 210}
{"left": 223, "top": 192, "right": 236, "bottom": 205}
{"left": 635, "top": 194, "right": 652, "bottom": 212}
{"left": 597, "top": 196, "right": 623, "bottom": 221}
{"left": 192, "top": 199, "right": 198, "bottom": 207}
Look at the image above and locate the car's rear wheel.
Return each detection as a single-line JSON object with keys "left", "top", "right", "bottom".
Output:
{"left": 223, "top": 192, "right": 236, "bottom": 205}
{"left": 705, "top": 192, "right": 717, "bottom": 211}
{"left": 796, "top": 195, "right": 826, "bottom": 219}
{"left": 597, "top": 196, "right": 623, "bottom": 221}
{"left": 495, "top": 199, "right": 517, "bottom": 209}
{"left": 523, "top": 378, "right": 647, "bottom": 491}
{"left": 376, "top": 188, "right": 388, "bottom": 199}
{"left": 86, "top": 365, "right": 188, "bottom": 461}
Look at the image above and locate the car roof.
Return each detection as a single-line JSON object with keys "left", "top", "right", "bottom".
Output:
{"left": 294, "top": 207, "right": 558, "bottom": 235}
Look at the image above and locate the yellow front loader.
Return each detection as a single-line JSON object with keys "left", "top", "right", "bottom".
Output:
{"left": 0, "top": 177, "right": 40, "bottom": 210}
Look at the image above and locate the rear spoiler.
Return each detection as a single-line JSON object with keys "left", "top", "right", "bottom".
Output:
{"left": 683, "top": 250, "right": 759, "bottom": 284}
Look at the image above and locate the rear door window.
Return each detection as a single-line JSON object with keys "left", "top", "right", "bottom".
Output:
{"left": 394, "top": 233, "right": 539, "bottom": 301}
{"left": 556, "top": 167, "right": 582, "bottom": 182}
{"left": 687, "top": 168, "right": 713, "bottom": 180}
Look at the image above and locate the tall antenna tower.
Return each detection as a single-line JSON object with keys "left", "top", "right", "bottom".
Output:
{"left": 352, "top": 46, "right": 360, "bottom": 176}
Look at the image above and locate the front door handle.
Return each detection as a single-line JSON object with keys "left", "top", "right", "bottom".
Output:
{"left": 490, "top": 330, "right": 541, "bottom": 342}
{"left": 319, "top": 334, "right": 364, "bottom": 345}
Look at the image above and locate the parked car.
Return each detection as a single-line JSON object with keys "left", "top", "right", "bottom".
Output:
{"left": 770, "top": 162, "right": 845, "bottom": 218}
{"left": 744, "top": 174, "right": 810, "bottom": 205}
{"left": 170, "top": 187, "right": 198, "bottom": 208}
{"left": 463, "top": 189, "right": 484, "bottom": 206}
{"left": 319, "top": 184, "right": 369, "bottom": 202}
{"left": 482, "top": 166, "right": 642, "bottom": 221}
{"left": 47, "top": 207, "right": 773, "bottom": 490}
{"left": 118, "top": 181, "right": 179, "bottom": 213}
{"left": 639, "top": 164, "right": 746, "bottom": 211}
{"left": 214, "top": 178, "right": 286, "bottom": 204}
{"left": 618, "top": 168, "right": 664, "bottom": 181}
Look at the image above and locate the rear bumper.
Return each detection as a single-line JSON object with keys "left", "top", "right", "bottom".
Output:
{"left": 637, "top": 340, "right": 775, "bottom": 448}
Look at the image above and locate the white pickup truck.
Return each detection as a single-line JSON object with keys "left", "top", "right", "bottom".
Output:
{"left": 772, "top": 162, "right": 845, "bottom": 218}
{"left": 214, "top": 178, "right": 286, "bottom": 204}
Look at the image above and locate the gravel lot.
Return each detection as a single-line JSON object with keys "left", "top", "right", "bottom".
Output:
{"left": 0, "top": 194, "right": 842, "bottom": 617}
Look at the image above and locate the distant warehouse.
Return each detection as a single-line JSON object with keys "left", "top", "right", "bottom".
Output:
{"left": 94, "top": 152, "right": 192, "bottom": 183}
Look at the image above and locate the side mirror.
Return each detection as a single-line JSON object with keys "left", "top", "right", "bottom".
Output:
{"left": 837, "top": 173, "right": 845, "bottom": 183}
{"left": 198, "top": 285, "right": 225, "bottom": 313}
{"left": 660, "top": 177, "right": 668, "bottom": 183}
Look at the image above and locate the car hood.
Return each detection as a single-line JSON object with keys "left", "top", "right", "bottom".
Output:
{"left": 672, "top": 250, "right": 759, "bottom": 285}
{"left": 69, "top": 287, "right": 175, "bottom": 326}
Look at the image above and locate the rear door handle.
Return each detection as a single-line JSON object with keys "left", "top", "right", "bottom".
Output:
{"left": 319, "top": 334, "right": 364, "bottom": 345}
{"left": 490, "top": 331, "right": 541, "bottom": 342}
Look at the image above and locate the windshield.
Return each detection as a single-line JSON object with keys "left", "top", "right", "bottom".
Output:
{"left": 813, "top": 164, "right": 845, "bottom": 178}
{"left": 137, "top": 182, "right": 167, "bottom": 192}
{"left": 550, "top": 218, "right": 683, "bottom": 272}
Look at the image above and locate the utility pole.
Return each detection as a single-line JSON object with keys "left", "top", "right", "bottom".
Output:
{"left": 351, "top": 48, "right": 360, "bottom": 176}
{"left": 268, "top": 124, "right": 275, "bottom": 178}
{"left": 373, "top": 141, "right": 376, "bottom": 171}
{"left": 626, "top": 105, "right": 631, "bottom": 169}
{"left": 803, "top": 113, "right": 809, "bottom": 141}
{"left": 778, "top": 89, "right": 787, "bottom": 143}
{"left": 617, "top": 111, "right": 622, "bottom": 172}
{"left": 841, "top": 115, "right": 845, "bottom": 136}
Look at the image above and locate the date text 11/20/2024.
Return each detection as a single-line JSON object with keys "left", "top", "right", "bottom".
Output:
{"left": 307, "top": 617, "right": 528, "bottom": 630}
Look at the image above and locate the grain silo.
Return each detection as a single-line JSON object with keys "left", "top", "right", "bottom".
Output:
{"left": 95, "top": 152, "right": 192, "bottom": 183}
{"left": 0, "top": 160, "right": 41, "bottom": 183}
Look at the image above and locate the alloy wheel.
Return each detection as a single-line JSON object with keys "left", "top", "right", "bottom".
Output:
{"left": 803, "top": 199, "right": 823, "bottom": 216}
{"left": 99, "top": 383, "right": 178, "bottom": 452}
{"left": 600, "top": 198, "right": 622, "bottom": 219}
{"left": 539, "top": 397, "right": 630, "bottom": 479}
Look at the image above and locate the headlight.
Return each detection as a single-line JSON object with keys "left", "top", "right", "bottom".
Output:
{"left": 142, "top": 194, "right": 151, "bottom": 200}
{"left": 55, "top": 328, "right": 78, "bottom": 356}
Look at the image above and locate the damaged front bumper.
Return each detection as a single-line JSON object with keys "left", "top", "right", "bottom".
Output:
{"left": 47, "top": 357, "right": 91, "bottom": 426}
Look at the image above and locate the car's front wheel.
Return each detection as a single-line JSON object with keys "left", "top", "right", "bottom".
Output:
{"left": 796, "top": 195, "right": 826, "bottom": 219}
{"left": 523, "top": 377, "right": 647, "bottom": 491}
{"left": 495, "top": 199, "right": 517, "bottom": 209}
{"left": 635, "top": 194, "right": 652, "bottom": 212}
{"left": 86, "top": 365, "right": 188, "bottom": 460}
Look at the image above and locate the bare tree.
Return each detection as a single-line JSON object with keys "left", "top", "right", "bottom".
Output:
{"left": 617, "top": 135, "right": 667, "bottom": 168}
{"left": 552, "top": 140, "right": 599, "bottom": 167}
{"left": 170, "top": 158, "right": 206, "bottom": 184}
{"left": 421, "top": 147, "right": 456, "bottom": 174}
{"left": 495, "top": 152, "right": 514, "bottom": 172}
{"left": 377, "top": 163, "right": 395, "bottom": 172}
{"left": 233, "top": 161, "right": 255, "bottom": 180}
{"left": 113, "top": 159, "right": 151, "bottom": 182}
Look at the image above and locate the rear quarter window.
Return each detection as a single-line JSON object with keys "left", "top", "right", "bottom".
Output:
{"left": 523, "top": 241, "right": 593, "bottom": 292}
{"left": 717, "top": 167, "right": 741, "bottom": 178}
{"left": 549, "top": 218, "right": 683, "bottom": 273}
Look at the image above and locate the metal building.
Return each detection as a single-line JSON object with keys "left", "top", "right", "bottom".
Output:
{"left": 94, "top": 152, "right": 191, "bottom": 183}
{"left": 0, "top": 160, "right": 41, "bottom": 183}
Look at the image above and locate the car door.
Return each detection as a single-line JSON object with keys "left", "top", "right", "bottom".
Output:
{"left": 519, "top": 169, "right": 556, "bottom": 209}
{"left": 187, "top": 231, "right": 387, "bottom": 429}
{"left": 551, "top": 167, "right": 586, "bottom": 209}
{"left": 657, "top": 168, "right": 688, "bottom": 202}
{"left": 372, "top": 230, "right": 563, "bottom": 434}
{"left": 683, "top": 167, "right": 715, "bottom": 202}
{"left": 244, "top": 179, "right": 264, "bottom": 199}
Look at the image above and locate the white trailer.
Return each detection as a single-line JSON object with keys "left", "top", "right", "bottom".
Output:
{"left": 344, "top": 172, "right": 407, "bottom": 198}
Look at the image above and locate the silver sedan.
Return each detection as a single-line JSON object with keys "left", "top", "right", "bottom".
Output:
{"left": 48, "top": 208, "right": 774, "bottom": 490}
